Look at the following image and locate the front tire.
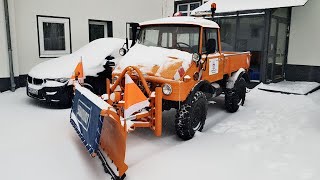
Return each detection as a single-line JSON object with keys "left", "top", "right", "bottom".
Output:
{"left": 225, "top": 77, "right": 246, "bottom": 113}
{"left": 175, "top": 91, "right": 208, "bottom": 140}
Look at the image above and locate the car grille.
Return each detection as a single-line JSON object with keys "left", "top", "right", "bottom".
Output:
{"left": 27, "top": 76, "right": 32, "bottom": 83}
{"left": 28, "top": 75, "right": 45, "bottom": 85}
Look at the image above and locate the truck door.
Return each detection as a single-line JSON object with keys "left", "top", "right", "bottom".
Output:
{"left": 201, "top": 28, "right": 224, "bottom": 82}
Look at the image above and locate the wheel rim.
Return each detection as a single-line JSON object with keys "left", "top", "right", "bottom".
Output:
{"left": 192, "top": 106, "right": 202, "bottom": 131}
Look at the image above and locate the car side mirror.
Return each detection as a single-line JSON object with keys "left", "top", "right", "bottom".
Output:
{"left": 105, "top": 55, "right": 115, "bottom": 60}
{"left": 105, "top": 61, "right": 115, "bottom": 67}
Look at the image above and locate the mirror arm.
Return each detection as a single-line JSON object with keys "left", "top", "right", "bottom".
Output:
{"left": 125, "top": 38, "right": 129, "bottom": 50}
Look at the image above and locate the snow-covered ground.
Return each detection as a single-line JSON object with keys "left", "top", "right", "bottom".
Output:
{"left": 0, "top": 86, "right": 320, "bottom": 180}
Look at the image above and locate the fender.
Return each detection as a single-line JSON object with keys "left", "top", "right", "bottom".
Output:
{"left": 185, "top": 80, "right": 214, "bottom": 104}
{"left": 226, "top": 68, "right": 249, "bottom": 89}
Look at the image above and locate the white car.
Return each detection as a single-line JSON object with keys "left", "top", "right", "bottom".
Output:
{"left": 27, "top": 38, "right": 124, "bottom": 106}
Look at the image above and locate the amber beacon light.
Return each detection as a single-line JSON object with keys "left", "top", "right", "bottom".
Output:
{"left": 211, "top": 3, "right": 217, "bottom": 20}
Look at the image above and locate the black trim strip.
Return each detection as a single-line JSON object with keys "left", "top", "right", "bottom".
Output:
{"left": 0, "top": 74, "right": 27, "bottom": 92}
{"left": 285, "top": 64, "right": 320, "bottom": 83}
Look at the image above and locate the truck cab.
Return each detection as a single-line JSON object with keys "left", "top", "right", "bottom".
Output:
{"left": 114, "top": 16, "right": 250, "bottom": 106}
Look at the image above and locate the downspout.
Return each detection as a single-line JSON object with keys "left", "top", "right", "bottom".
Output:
{"left": 4, "top": 0, "right": 15, "bottom": 91}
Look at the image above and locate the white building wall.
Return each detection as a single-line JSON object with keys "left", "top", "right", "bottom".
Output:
{"left": 12, "top": 0, "right": 165, "bottom": 76}
{"left": 288, "top": 0, "right": 320, "bottom": 66}
{"left": 163, "top": 0, "right": 175, "bottom": 17}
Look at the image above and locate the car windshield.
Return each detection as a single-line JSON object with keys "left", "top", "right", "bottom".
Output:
{"left": 138, "top": 25, "right": 200, "bottom": 53}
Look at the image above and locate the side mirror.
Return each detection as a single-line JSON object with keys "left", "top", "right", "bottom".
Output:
{"left": 129, "top": 23, "right": 140, "bottom": 48}
{"left": 106, "top": 61, "right": 115, "bottom": 67}
{"left": 105, "top": 55, "right": 115, "bottom": 60}
{"left": 119, "top": 48, "right": 127, "bottom": 56}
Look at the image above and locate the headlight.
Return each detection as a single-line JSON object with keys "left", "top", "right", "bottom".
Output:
{"left": 119, "top": 48, "right": 127, "bottom": 56}
{"left": 55, "top": 78, "right": 69, "bottom": 83}
{"left": 192, "top": 53, "right": 201, "bottom": 62}
{"left": 162, "top": 84, "right": 172, "bottom": 95}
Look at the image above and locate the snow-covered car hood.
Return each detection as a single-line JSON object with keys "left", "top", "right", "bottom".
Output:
{"left": 28, "top": 38, "right": 125, "bottom": 79}
{"left": 114, "top": 44, "right": 193, "bottom": 80}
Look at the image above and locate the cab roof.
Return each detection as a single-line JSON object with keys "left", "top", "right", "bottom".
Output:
{"left": 140, "top": 16, "right": 220, "bottom": 29}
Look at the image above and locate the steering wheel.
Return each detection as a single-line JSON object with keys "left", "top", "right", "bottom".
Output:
{"left": 176, "top": 42, "right": 193, "bottom": 52}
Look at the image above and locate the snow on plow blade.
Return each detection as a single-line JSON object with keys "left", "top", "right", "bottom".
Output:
{"left": 70, "top": 84, "right": 127, "bottom": 179}
{"left": 100, "top": 109, "right": 128, "bottom": 178}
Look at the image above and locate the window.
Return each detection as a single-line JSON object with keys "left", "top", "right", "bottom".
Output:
{"left": 216, "top": 18, "right": 237, "bottom": 51}
{"left": 161, "top": 33, "right": 173, "bottom": 48}
{"left": 177, "top": 1, "right": 201, "bottom": 16}
{"left": 37, "top": 16, "right": 71, "bottom": 58}
{"left": 237, "top": 16, "right": 264, "bottom": 51}
{"left": 237, "top": 16, "right": 264, "bottom": 81}
{"left": 139, "top": 25, "right": 200, "bottom": 53}
{"left": 89, "top": 20, "right": 113, "bottom": 42}
{"left": 202, "top": 28, "right": 218, "bottom": 54}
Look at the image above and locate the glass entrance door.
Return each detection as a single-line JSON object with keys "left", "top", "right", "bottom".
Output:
{"left": 266, "top": 8, "right": 290, "bottom": 82}
{"left": 274, "top": 22, "right": 288, "bottom": 80}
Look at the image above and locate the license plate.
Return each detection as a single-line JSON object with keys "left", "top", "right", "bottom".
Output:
{"left": 28, "top": 87, "right": 38, "bottom": 95}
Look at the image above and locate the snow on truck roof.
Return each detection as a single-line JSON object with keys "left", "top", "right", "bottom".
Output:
{"left": 191, "top": 0, "right": 309, "bottom": 16}
{"left": 140, "top": 16, "right": 220, "bottom": 29}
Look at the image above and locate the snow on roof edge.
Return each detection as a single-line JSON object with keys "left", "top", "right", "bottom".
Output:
{"left": 191, "top": 0, "right": 309, "bottom": 16}
{"left": 140, "top": 16, "right": 219, "bottom": 29}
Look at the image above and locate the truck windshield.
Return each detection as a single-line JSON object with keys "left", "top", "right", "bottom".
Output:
{"left": 138, "top": 25, "right": 200, "bottom": 53}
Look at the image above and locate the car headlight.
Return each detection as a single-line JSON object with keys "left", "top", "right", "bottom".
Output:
{"left": 55, "top": 78, "right": 69, "bottom": 83}
{"left": 162, "top": 84, "right": 172, "bottom": 95}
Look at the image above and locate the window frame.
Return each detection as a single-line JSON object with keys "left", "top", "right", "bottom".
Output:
{"left": 174, "top": 0, "right": 202, "bottom": 16}
{"left": 88, "top": 19, "right": 113, "bottom": 42}
{"left": 202, "top": 27, "right": 219, "bottom": 54}
{"left": 37, "top": 15, "right": 72, "bottom": 58}
{"left": 138, "top": 24, "right": 201, "bottom": 53}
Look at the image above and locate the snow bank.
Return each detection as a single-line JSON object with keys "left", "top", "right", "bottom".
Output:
{"left": 114, "top": 44, "right": 192, "bottom": 76}
{"left": 29, "top": 38, "right": 125, "bottom": 79}
{"left": 258, "top": 81, "right": 320, "bottom": 95}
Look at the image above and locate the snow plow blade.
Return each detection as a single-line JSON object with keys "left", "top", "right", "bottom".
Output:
{"left": 70, "top": 84, "right": 128, "bottom": 179}
{"left": 99, "top": 109, "right": 128, "bottom": 179}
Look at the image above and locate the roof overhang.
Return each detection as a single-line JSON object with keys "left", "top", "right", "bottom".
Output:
{"left": 191, "top": 0, "right": 309, "bottom": 16}
{"left": 140, "top": 17, "right": 220, "bottom": 29}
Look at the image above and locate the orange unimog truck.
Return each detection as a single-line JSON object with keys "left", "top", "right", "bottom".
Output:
{"left": 70, "top": 4, "right": 250, "bottom": 180}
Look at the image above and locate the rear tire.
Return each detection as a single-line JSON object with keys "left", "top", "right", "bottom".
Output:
{"left": 225, "top": 77, "right": 246, "bottom": 113}
{"left": 175, "top": 91, "right": 208, "bottom": 140}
